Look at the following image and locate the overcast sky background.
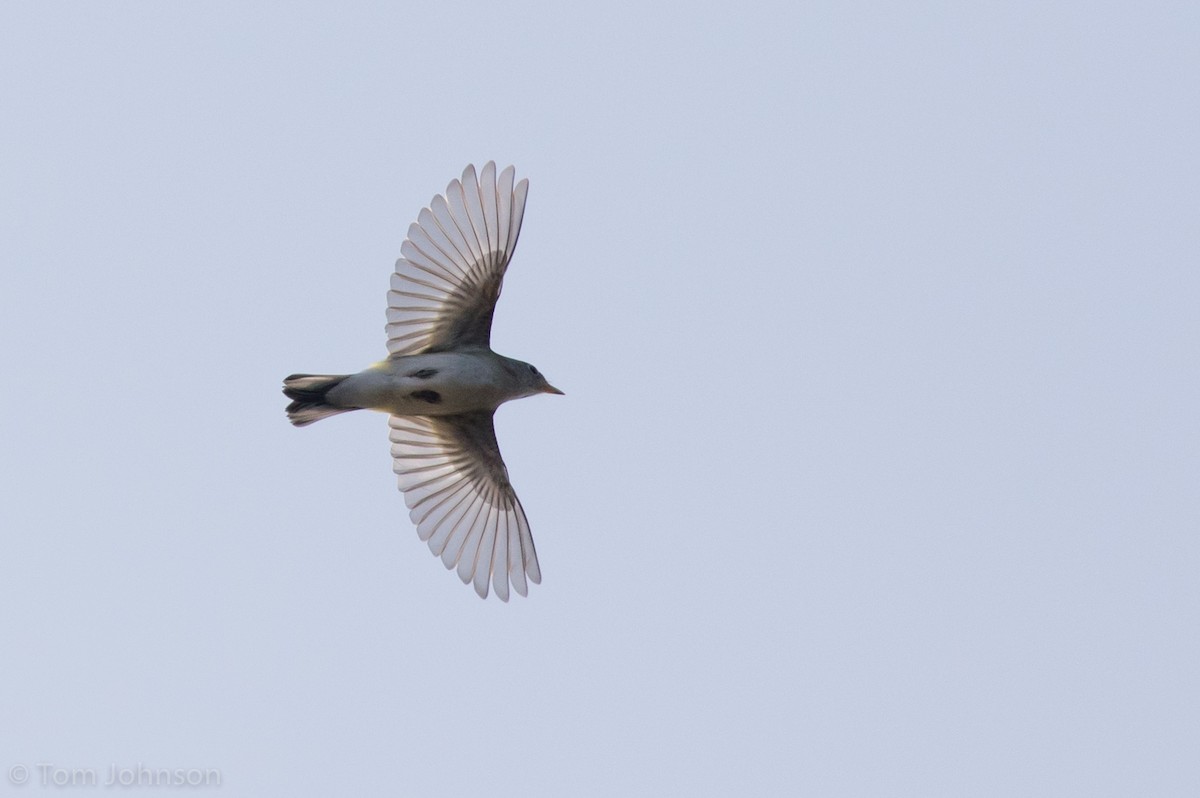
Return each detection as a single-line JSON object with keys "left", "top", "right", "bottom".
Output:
{"left": 1, "top": 2, "right": 1197, "bottom": 796}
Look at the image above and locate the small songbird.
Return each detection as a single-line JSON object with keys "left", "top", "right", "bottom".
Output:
{"left": 283, "top": 163, "right": 561, "bottom": 601}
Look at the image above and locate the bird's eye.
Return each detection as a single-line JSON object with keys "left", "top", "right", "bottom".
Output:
{"left": 528, "top": 364, "right": 539, "bottom": 375}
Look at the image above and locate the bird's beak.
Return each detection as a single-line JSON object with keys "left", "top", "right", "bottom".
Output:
{"left": 542, "top": 383, "right": 565, "bottom": 395}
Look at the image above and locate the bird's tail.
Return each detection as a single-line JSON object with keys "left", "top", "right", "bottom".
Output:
{"left": 283, "top": 373, "right": 353, "bottom": 427}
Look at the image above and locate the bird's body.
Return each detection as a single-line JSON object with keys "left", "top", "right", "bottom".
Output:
{"left": 283, "top": 163, "right": 559, "bottom": 601}
{"left": 326, "top": 350, "right": 551, "bottom": 417}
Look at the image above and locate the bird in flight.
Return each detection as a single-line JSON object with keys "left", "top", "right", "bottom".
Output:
{"left": 283, "top": 163, "right": 561, "bottom": 600}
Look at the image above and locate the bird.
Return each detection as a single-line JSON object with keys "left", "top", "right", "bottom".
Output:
{"left": 283, "top": 163, "right": 561, "bottom": 601}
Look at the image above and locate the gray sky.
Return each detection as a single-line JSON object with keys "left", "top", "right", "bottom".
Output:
{"left": 1, "top": 2, "right": 1197, "bottom": 796}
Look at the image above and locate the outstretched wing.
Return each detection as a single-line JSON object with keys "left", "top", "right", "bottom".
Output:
{"left": 387, "top": 162, "right": 530, "bottom": 356}
{"left": 388, "top": 411, "right": 542, "bottom": 600}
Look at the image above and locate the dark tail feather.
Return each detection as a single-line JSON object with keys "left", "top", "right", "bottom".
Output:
{"left": 283, "top": 373, "right": 353, "bottom": 426}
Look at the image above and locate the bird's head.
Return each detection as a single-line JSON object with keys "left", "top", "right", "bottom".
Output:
{"left": 517, "top": 361, "right": 563, "bottom": 397}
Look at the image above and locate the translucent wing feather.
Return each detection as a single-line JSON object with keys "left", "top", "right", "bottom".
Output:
{"left": 388, "top": 412, "right": 541, "bottom": 600}
{"left": 387, "top": 163, "right": 529, "bottom": 355}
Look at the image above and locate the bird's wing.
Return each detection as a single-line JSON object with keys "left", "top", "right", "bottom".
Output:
{"left": 388, "top": 411, "right": 541, "bottom": 600}
{"left": 386, "top": 162, "right": 530, "bottom": 356}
